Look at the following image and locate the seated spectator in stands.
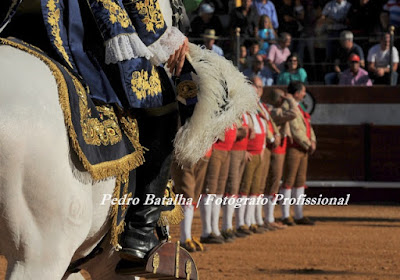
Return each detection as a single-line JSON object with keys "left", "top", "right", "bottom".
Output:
{"left": 381, "top": 0, "right": 400, "bottom": 31}
{"left": 202, "top": 29, "right": 224, "bottom": 56}
{"left": 190, "top": 3, "right": 224, "bottom": 41}
{"left": 249, "top": 40, "right": 261, "bottom": 57}
{"left": 239, "top": 45, "right": 249, "bottom": 71}
{"left": 277, "top": 54, "right": 308, "bottom": 85}
{"left": 230, "top": 0, "right": 259, "bottom": 38}
{"left": 367, "top": 32, "right": 399, "bottom": 85}
{"left": 339, "top": 54, "right": 372, "bottom": 86}
{"left": 277, "top": 0, "right": 304, "bottom": 39}
{"left": 324, "top": 31, "right": 365, "bottom": 85}
{"left": 256, "top": 15, "right": 276, "bottom": 56}
{"left": 266, "top": 32, "right": 292, "bottom": 81}
{"left": 253, "top": 0, "right": 279, "bottom": 29}
{"left": 319, "top": 0, "right": 352, "bottom": 59}
{"left": 243, "top": 54, "right": 274, "bottom": 85}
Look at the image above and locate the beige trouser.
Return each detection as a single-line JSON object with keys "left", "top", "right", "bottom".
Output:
{"left": 203, "top": 149, "right": 230, "bottom": 194}
{"left": 170, "top": 157, "right": 209, "bottom": 203}
{"left": 239, "top": 153, "right": 262, "bottom": 195}
{"left": 282, "top": 147, "right": 308, "bottom": 189}
{"left": 265, "top": 153, "right": 285, "bottom": 195}
{"left": 258, "top": 148, "right": 272, "bottom": 194}
{"left": 225, "top": 150, "right": 247, "bottom": 195}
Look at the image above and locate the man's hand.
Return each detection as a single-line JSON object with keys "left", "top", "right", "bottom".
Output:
{"left": 375, "top": 67, "right": 385, "bottom": 77}
{"left": 245, "top": 151, "right": 252, "bottom": 162}
{"left": 167, "top": 37, "right": 189, "bottom": 76}
{"left": 236, "top": 127, "right": 248, "bottom": 141}
{"left": 309, "top": 141, "right": 316, "bottom": 155}
{"left": 273, "top": 135, "right": 281, "bottom": 149}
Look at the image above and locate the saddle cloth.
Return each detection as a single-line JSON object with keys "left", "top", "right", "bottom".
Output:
{"left": 0, "top": 37, "right": 145, "bottom": 249}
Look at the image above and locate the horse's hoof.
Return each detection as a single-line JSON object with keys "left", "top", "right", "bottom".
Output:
{"left": 115, "top": 241, "right": 198, "bottom": 279}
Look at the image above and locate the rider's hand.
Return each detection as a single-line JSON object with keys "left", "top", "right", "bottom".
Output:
{"left": 167, "top": 37, "right": 189, "bottom": 76}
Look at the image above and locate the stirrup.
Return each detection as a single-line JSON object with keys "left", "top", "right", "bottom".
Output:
{"left": 115, "top": 241, "right": 198, "bottom": 279}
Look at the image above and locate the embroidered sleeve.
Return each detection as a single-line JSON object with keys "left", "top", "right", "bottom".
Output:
{"left": 88, "top": 0, "right": 152, "bottom": 64}
{"left": 122, "top": 0, "right": 186, "bottom": 65}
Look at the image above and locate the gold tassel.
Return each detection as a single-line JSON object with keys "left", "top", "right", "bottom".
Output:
{"left": 157, "top": 180, "right": 184, "bottom": 226}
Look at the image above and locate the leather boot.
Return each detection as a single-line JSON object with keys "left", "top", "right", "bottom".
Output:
{"left": 119, "top": 106, "right": 178, "bottom": 261}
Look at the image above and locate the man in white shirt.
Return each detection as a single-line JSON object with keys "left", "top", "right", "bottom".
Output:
{"left": 367, "top": 32, "right": 399, "bottom": 85}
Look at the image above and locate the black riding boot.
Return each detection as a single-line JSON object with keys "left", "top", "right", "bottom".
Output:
{"left": 119, "top": 105, "right": 178, "bottom": 261}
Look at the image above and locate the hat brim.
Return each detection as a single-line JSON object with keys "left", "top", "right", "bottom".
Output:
{"left": 202, "top": 35, "right": 219, "bottom": 39}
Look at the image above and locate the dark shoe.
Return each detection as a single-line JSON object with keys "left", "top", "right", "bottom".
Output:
{"left": 295, "top": 216, "right": 315, "bottom": 225}
{"left": 221, "top": 229, "right": 236, "bottom": 242}
{"left": 281, "top": 217, "right": 295, "bottom": 226}
{"left": 266, "top": 222, "right": 287, "bottom": 230}
{"left": 234, "top": 228, "right": 248, "bottom": 238}
{"left": 191, "top": 237, "right": 206, "bottom": 252}
{"left": 181, "top": 239, "right": 197, "bottom": 252}
{"left": 236, "top": 225, "right": 252, "bottom": 236}
{"left": 250, "top": 224, "right": 265, "bottom": 234}
{"left": 200, "top": 233, "right": 225, "bottom": 244}
{"left": 262, "top": 222, "right": 277, "bottom": 231}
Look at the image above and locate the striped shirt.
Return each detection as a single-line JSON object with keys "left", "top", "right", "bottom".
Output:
{"left": 322, "top": 0, "right": 352, "bottom": 31}
{"left": 383, "top": 0, "right": 400, "bottom": 27}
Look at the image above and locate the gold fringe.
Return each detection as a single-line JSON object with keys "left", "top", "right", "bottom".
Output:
{"left": 157, "top": 180, "right": 184, "bottom": 226}
{"left": 0, "top": 38, "right": 145, "bottom": 181}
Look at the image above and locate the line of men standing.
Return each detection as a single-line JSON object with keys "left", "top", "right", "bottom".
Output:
{"left": 171, "top": 79, "right": 317, "bottom": 252}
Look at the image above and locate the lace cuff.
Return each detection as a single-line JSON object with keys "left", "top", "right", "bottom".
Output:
{"left": 147, "top": 26, "right": 186, "bottom": 66}
{"left": 105, "top": 33, "right": 153, "bottom": 64}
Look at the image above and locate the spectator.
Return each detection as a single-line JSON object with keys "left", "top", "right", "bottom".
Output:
{"left": 319, "top": 0, "right": 352, "bottom": 59}
{"left": 253, "top": 0, "right": 279, "bottom": 29}
{"left": 324, "top": 31, "right": 365, "bottom": 84}
{"left": 367, "top": 32, "right": 399, "bottom": 85}
{"left": 243, "top": 54, "right": 274, "bottom": 85}
{"left": 277, "top": 0, "right": 304, "bottom": 39}
{"left": 277, "top": 53, "right": 308, "bottom": 85}
{"left": 266, "top": 32, "right": 292, "bottom": 81}
{"left": 230, "top": 0, "right": 259, "bottom": 38}
{"left": 202, "top": 29, "right": 224, "bottom": 56}
{"left": 249, "top": 39, "right": 261, "bottom": 56}
{"left": 381, "top": 0, "right": 400, "bottom": 31}
{"left": 256, "top": 15, "right": 276, "bottom": 56}
{"left": 339, "top": 54, "right": 373, "bottom": 85}
{"left": 239, "top": 45, "right": 249, "bottom": 71}
{"left": 189, "top": 3, "right": 224, "bottom": 40}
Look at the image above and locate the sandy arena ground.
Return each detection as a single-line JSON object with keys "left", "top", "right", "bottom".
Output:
{"left": 1, "top": 204, "right": 400, "bottom": 280}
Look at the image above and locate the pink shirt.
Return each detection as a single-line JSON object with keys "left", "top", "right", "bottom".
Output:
{"left": 267, "top": 44, "right": 291, "bottom": 72}
{"left": 339, "top": 68, "right": 372, "bottom": 86}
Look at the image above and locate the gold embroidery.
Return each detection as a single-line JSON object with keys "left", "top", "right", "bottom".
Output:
{"left": 131, "top": 66, "right": 162, "bottom": 100}
{"left": 96, "top": 0, "right": 131, "bottom": 28}
{"left": 46, "top": 0, "right": 73, "bottom": 68}
{"left": 177, "top": 80, "right": 198, "bottom": 99}
{"left": 135, "top": 0, "right": 165, "bottom": 34}
{"left": 74, "top": 78, "right": 123, "bottom": 146}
